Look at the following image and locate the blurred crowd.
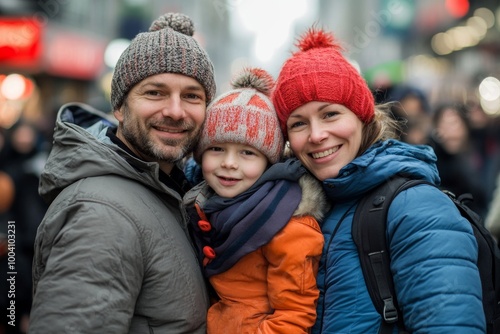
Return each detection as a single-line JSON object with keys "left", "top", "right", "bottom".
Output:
{"left": 376, "top": 84, "right": 500, "bottom": 221}
{"left": 0, "top": 81, "right": 500, "bottom": 333}
{"left": 0, "top": 120, "right": 49, "bottom": 334}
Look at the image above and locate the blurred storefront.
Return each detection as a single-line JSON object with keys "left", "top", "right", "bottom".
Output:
{"left": 1, "top": 0, "right": 499, "bottom": 137}
{"left": 316, "top": 0, "right": 500, "bottom": 115}
{"left": 0, "top": 0, "right": 114, "bottom": 138}
{"left": 0, "top": 0, "right": 230, "bottom": 139}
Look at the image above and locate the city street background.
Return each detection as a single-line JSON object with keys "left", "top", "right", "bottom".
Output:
{"left": 1, "top": 1, "right": 500, "bottom": 333}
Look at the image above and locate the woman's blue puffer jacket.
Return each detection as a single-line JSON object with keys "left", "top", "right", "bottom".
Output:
{"left": 312, "top": 140, "right": 485, "bottom": 334}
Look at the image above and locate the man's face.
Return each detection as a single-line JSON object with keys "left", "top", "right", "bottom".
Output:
{"left": 114, "top": 73, "right": 207, "bottom": 172}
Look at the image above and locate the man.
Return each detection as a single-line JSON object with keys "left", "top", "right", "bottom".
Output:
{"left": 29, "top": 12, "right": 216, "bottom": 333}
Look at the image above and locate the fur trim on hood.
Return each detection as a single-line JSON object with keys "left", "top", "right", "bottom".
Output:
{"left": 294, "top": 173, "right": 330, "bottom": 222}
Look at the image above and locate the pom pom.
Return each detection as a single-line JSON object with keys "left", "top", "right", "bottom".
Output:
{"left": 231, "top": 67, "right": 275, "bottom": 96}
{"left": 149, "top": 13, "right": 194, "bottom": 36}
{"left": 295, "top": 27, "right": 342, "bottom": 53}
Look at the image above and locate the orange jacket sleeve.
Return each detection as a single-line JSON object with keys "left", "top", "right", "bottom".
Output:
{"left": 259, "top": 215, "right": 324, "bottom": 334}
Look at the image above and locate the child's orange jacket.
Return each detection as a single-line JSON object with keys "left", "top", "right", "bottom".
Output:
{"left": 207, "top": 213, "right": 324, "bottom": 334}
{"left": 185, "top": 172, "right": 329, "bottom": 333}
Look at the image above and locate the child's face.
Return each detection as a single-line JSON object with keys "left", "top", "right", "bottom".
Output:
{"left": 202, "top": 142, "right": 268, "bottom": 198}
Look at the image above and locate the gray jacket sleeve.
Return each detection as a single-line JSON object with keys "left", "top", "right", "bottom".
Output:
{"left": 29, "top": 200, "right": 144, "bottom": 333}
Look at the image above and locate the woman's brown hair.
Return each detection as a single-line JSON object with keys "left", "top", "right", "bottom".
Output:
{"left": 357, "top": 102, "right": 403, "bottom": 157}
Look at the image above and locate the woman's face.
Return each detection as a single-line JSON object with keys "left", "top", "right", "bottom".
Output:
{"left": 286, "top": 101, "right": 363, "bottom": 181}
{"left": 435, "top": 108, "right": 468, "bottom": 154}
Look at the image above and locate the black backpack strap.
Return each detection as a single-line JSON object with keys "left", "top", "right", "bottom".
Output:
{"left": 449, "top": 192, "right": 500, "bottom": 333}
{"left": 352, "top": 176, "right": 428, "bottom": 334}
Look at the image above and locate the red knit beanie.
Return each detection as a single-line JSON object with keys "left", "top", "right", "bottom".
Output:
{"left": 272, "top": 27, "right": 375, "bottom": 137}
{"left": 194, "top": 67, "right": 284, "bottom": 164}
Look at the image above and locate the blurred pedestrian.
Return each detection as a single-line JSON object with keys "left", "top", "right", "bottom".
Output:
{"left": 0, "top": 121, "right": 49, "bottom": 334}
{"left": 29, "top": 12, "right": 216, "bottom": 333}
{"left": 0, "top": 128, "right": 14, "bottom": 214}
{"left": 272, "top": 26, "right": 485, "bottom": 333}
{"left": 429, "top": 103, "right": 489, "bottom": 218}
{"left": 184, "top": 67, "right": 328, "bottom": 333}
{"left": 387, "top": 84, "right": 432, "bottom": 145}
{"left": 466, "top": 98, "right": 500, "bottom": 206}
{"left": 0, "top": 127, "right": 14, "bottom": 213}
{"left": 486, "top": 172, "right": 500, "bottom": 242}
{"left": 0, "top": 171, "right": 14, "bottom": 214}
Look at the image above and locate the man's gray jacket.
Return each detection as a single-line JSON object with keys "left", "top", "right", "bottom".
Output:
{"left": 29, "top": 103, "right": 209, "bottom": 333}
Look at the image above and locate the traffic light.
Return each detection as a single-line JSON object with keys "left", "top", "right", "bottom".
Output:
{"left": 445, "top": 0, "right": 470, "bottom": 18}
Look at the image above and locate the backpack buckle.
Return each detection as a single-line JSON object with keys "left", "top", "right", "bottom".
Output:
{"left": 383, "top": 298, "right": 398, "bottom": 323}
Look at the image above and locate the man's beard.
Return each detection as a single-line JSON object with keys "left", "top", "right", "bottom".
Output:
{"left": 119, "top": 103, "right": 201, "bottom": 164}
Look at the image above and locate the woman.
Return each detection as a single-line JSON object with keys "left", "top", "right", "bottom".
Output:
{"left": 429, "top": 103, "right": 489, "bottom": 217}
{"left": 271, "top": 26, "right": 485, "bottom": 333}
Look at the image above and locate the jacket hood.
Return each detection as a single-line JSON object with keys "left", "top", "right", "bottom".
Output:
{"left": 251, "top": 158, "right": 329, "bottom": 221}
{"left": 39, "top": 102, "right": 180, "bottom": 204}
{"left": 294, "top": 173, "right": 330, "bottom": 221}
{"left": 323, "top": 139, "right": 440, "bottom": 202}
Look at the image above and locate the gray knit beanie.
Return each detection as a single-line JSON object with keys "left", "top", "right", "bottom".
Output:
{"left": 111, "top": 13, "right": 216, "bottom": 110}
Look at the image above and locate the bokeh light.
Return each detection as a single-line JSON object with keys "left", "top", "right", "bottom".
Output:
{"left": 104, "top": 39, "right": 131, "bottom": 68}
{"left": 479, "top": 77, "right": 500, "bottom": 116}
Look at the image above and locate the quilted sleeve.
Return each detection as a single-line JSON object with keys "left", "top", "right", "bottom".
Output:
{"left": 388, "top": 184, "right": 486, "bottom": 334}
{"left": 259, "top": 215, "right": 324, "bottom": 333}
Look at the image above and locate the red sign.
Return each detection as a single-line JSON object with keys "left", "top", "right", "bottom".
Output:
{"left": 44, "top": 32, "right": 106, "bottom": 80}
{"left": 0, "top": 18, "right": 42, "bottom": 68}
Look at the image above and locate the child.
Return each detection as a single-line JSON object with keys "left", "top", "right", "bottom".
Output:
{"left": 183, "top": 67, "right": 329, "bottom": 333}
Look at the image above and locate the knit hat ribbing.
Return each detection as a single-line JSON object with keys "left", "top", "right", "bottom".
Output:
{"left": 272, "top": 27, "right": 375, "bottom": 137}
{"left": 111, "top": 13, "right": 216, "bottom": 110}
{"left": 194, "top": 67, "right": 284, "bottom": 164}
